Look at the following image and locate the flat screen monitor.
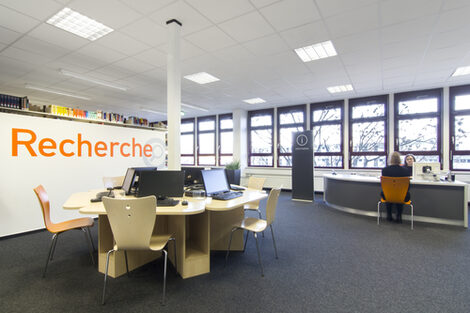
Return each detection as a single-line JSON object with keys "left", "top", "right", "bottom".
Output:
{"left": 201, "top": 169, "right": 230, "bottom": 196}
{"left": 412, "top": 162, "right": 440, "bottom": 179}
{"left": 182, "top": 167, "right": 203, "bottom": 186}
{"left": 132, "top": 167, "right": 158, "bottom": 188}
{"left": 121, "top": 168, "right": 136, "bottom": 195}
{"left": 137, "top": 170, "right": 185, "bottom": 199}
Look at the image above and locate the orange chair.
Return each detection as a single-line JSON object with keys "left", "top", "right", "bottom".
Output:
{"left": 33, "top": 185, "right": 95, "bottom": 277}
{"left": 377, "top": 177, "right": 414, "bottom": 229}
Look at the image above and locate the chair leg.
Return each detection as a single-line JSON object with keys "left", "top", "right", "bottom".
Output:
{"left": 377, "top": 201, "right": 381, "bottom": 225}
{"left": 49, "top": 233, "right": 60, "bottom": 261}
{"left": 243, "top": 230, "right": 249, "bottom": 252}
{"left": 161, "top": 249, "right": 168, "bottom": 306}
{"left": 124, "top": 250, "right": 129, "bottom": 277}
{"left": 225, "top": 227, "right": 238, "bottom": 267}
{"left": 410, "top": 204, "right": 414, "bottom": 230}
{"left": 253, "top": 232, "right": 264, "bottom": 277}
{"left": 102, "top": 249, "right": 114, "bottom": 305}
{"left": 43, "top": 233, "right": 59, "bottom": 278}
{"left": 257, "top": 210, "right": 265, "bottom": 237}
{"left": 82, "top": 228, "right": 95, "bottom": 265}
{"left": 85, "top": 227, "right": 96, "bottom": 252}
{"left": 269, "top": 225, "right": 278, "bottom": 259}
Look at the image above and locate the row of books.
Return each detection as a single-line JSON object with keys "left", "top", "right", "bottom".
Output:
{"left": 1, "top": 92, "right": 158, "bottom": 127}
{"left": 0, "top": 94, "right": 29, "bottom": 110}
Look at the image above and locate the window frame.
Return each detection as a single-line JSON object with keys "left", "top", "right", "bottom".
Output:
{"left": 449, "top": 84, "right": 470, "bottom": 171}
{"left": 218, "top": 113, "right": 233, "bottom": 166}
{"left": 393, "top": 88, "right": 442, "bottom": 164}
{"left": 349, "top": 95, "right": 389, "bottom": 169}
{"left": 248, "top": 108, "right": 275, "bottom": 167}
{"left": 310, "top": 100, "right": 344, "bottom": 168}
{"left": 180, "top": 117, "right": 196, "bottom": 166}
{"left": 196, "top": 115, "right": 216, "bottom": 166}
{"left": 277, "top": 104, "right": 307, "bottom": 167}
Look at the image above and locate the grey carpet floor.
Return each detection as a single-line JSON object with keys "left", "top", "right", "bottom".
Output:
{"left": 1, "top": 192, "right": 470, "bottom": 313}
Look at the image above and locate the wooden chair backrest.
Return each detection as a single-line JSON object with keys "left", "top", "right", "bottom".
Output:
{"left": 102, "top": 196, "right": 157, "bottom": 250}
{"left": 380, "top": 176, "right": 410, "bottom": 204}
{"left": 33, "top": 185, "right": 53, "bottom": 231}
{"left": 265, "top": 188, "right": 281, "bottom": 226}
{"left": 247, "top": 177, "right": 265, "bottom": 190}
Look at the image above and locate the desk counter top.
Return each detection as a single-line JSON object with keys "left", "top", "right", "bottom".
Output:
{"left": 204, "top": 189, "right": 268, "bottom": 211}
{"left": 324, "top": 173, "right": 467, "bottom": 187}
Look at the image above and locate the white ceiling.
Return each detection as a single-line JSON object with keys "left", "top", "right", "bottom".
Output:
{"left": 1, "top": 0, "right": 470, "bottom": 121}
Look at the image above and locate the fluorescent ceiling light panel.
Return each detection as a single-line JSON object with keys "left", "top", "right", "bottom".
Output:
{"left": 184, "top": 72, "right": 220, "bottom": 84}
{"left": 60, "top": 69, "right": 128, "bottom": 91}
{"left": 295, "top": 40, "right": 337, "bottom": 62}
{"left": 141, "top": 108, "right": 166, "bottom": 115}
{"left": 243, "top": 98, "right": 266, "bottom": 104}
{"left": 25, "top": 84, "right": 91, "bottom": 100}
{"left": 327, "top": 84, "right": 353, "bottom": 94}
{"left": 47, "top": 7, "right": 113, "bottom": 41}
{"left": 452, "top": 66, "right": 470, "bottom": 77}
{"left": 181, "top": 103, "right": 209, "bottom": 112}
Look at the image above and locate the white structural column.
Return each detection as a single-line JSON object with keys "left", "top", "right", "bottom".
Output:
{"left": 233, "top": 109, "right": 248, "bottom": 169}
{"left": 166, "top": 19, "right": 182, "bottom": 170}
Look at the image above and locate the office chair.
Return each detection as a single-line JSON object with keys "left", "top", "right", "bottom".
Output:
{"left": 378, "top": 176, "right": 414, "bottom": 230}
{"left": 226, "top": 187, "right": 281, "bottom": 277}
{"left": 101, "top": 196, "right": 176, "bottom": 305}
{"left": 244, "top": 176, "right": 266, "bottom": 219}
{"left": 33, "top": 185, "right": 95, "bottom": 278}
{"left": 102, "top": 176, "right": 124, "bottom": 189}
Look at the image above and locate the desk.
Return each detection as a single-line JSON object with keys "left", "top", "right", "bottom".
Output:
{"left": 63, "top": 189, "right": 267, "bottom": 278}
{"left": 323, "top": 174, "right": 468, "bottom": 228}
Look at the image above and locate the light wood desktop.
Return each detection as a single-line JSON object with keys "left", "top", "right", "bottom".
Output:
{"left": 63, "top": 188, "right": 267, "bottom": 279}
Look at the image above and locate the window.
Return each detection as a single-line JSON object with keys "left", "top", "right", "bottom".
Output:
{"left": 311, "top": 101, "right": 344, "bottom": 168}
{"left": 450, "top": 85, "right": 470, "bottom": 170}
{"left": 197, "top": 115, "right": 216, "bottom": 166}
{"left": 394, "top": 88, "right": 442, "bottom": 163}
{"left": 218, "top": 114, "right": 233, "bottom": 166}
{"left": 248, "top": 109, "right": 274, "bottom": 166}
{"left": 180, "top": 118, "right": 195, "bottom": 165}
{"left": 349, "top": 95, "right": 388, "bottom": 168}
{"left": 277, "top": 105, "right": 306, "bottom": 167}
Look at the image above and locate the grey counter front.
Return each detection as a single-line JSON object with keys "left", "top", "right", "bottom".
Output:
{"left": 323, "top": 174, "right": 468, "bottom": 228}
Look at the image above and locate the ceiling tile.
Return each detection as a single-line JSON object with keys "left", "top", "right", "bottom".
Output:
{"left": 0, "top": 5, "right": 40, "bottom": 33}
{"left": 211, "top": 45, "right": 255, "bottom": 63}
{"left": 149, "top": 0, "right": 212, "bottom": 36}
{"left": 120, "top": 18, "right": 168, "bottom": 47}
{"left": 219, "top": 11, "right": 274, "bottom": 43}
{"left": 334, "top": 30, "right": 380, "bottom": 55}
{"left": 443, "top": 0, "right": 470, "bottom": 11}
{"left": 380, "top": 15, "right": 436, "bottom": 45}
{"left": 380, "top": 0, "right": 442, "bottom": 26}
{"left": 248, "top": 0, "right": 281, "bottom": 9}
{"left": 185, "top": 26, "right": 236, "bottom": 52}
{"left": 120, "top": 0, "right": 176, "bottom": 15}
{"left": 0, "top": 0, "right": 63, "bottom": 20}
{"left": 112, "top": 57, "right": 156, "bottom": 73}
{"left": 1, "top": 46, "right": 52, "bottom": 66}
{"left": 0, "top": 26, "right": 21, "bottom": 45}
{"left": 13, "top": 35, "right": 71, "bottom": 60}
{"left": 382, "top": 36, "right": 429, "bottom": 59}
{"left": 97, "top": 31, "right": 150, "bottom": 56}
{"left": 156, "top": 39, "right": 207, "bottom": 60}
{"left": 325, "top": 3, "right": 379, "bottom": 38}
{"left": 28, "top": 23, "right": 89, "bottom": 50}
{"left": 279, "top": 20, "right": 329, "bottom": 49}
{"left": 77, "top": 43, "right": 126, "bottom": 64}
{"left": 55, "top": 52, "right": 107, "bottom": 71}
{"left": 134, "top": 48, "right": 167, "bottom": 68}
{"left": 186, "top": 0, "right": 254, "bottom": 23}
{"left": 316, "top": 0, "right": 378, "bottom": 18}
{"left": 434, "top": 5, "right": 470, "bottom": 33}
{"left": 68, "top": 0, "right": 142, "bottom": 29}
{"left": 243, "top": 33, "right": 289, "bottom": 56}
{"left": 260, "top": 0, "right": 321, "bottom": 32}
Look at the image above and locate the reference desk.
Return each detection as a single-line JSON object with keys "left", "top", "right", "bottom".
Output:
{"left": 63, "top": 189, "right": 267, "bottom": 279}
{"left": 323, "top": 174, "right": 468, "bottom": 228}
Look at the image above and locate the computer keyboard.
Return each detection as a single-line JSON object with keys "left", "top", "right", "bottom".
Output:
{"left": 211, "top": 191, "right": 243, "bottom": 201}
{"left": 230, "top": 184, "right": 246, "bottom": 191}
{"left": 90, "top": 190, "right": 114, "bottom": 202}
{"left": 157, "top": 198, "right": 179, "bottom": 207}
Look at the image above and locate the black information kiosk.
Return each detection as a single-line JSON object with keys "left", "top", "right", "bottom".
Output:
{"left": 291, "top": 131, "right": 314, "bottom": 202}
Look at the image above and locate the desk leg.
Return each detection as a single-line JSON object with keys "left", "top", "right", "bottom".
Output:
{"left": 168, "top": 212, "right": 210, "bottom": 279}
{"left": 210, "top": 206, "right": 244, "bottom": 251}
{"left": 97, "top": 215, "right": 160, "bottom": 278}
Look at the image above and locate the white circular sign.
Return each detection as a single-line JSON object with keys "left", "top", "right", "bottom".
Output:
{"left": 296, "top": 134, "right": 308, "bottom": 147}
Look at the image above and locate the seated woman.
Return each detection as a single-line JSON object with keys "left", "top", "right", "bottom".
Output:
{"left": 403, "top": 154, "right": 415, "bottom": 176}
{"left": 381, "top": 151, "right": 410, "bottom": 223}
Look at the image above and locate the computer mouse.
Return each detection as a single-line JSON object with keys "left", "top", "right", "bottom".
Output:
{"left": 181, "top": 200, "right": 188, "bottom": 205}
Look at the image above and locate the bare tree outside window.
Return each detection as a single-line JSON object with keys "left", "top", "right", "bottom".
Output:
{"left": 278, "top": 105, "right": 306, "bottom": 167}
{"left": 450, "top": 86, "right": 470, "bottom": 170}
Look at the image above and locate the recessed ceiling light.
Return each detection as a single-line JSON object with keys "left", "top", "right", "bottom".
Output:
{"left": 60, "top": 69, "right": 127, "bottom": 91}
{"left": 452, "top": 66, "right": 470, "bottom": 77}
{"left": 295, "top": 40, "right": 337, "bottom": 62}
{"left": 47, "top": 7, "right": 113, "bottom": 41}
{"left": 327, "top": 84, "right": 354, "bottom": 94}
{"left": 184, "top": 72, "right": 220, "bottom": 84}
{"left": 25, "top": 84, "right": 91, "bottom": 100}
{"left": 243, "top": 98, "right": 266, "bottom": 104}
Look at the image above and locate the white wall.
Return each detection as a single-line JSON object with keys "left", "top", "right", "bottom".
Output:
{"left": 0, "top": 113, "right": 165, "bottom": 237}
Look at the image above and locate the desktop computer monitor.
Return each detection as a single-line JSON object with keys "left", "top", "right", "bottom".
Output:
{"left": 412, "top": 162, "right": 441, "bottom": 179}
{"left": 137, "top": 170, "right": 185, "bottom": 199}
{"left": 121, "top": 168, "right": 136, "bottom": 195}
{"left": 132, "top": 167, "right": 158, "bottom": 189}
{"left": 182, "top": 167, "right": 203, "bottom": 186}
{"left": 201, "top": 169, "right": 230, "bottom": 196}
